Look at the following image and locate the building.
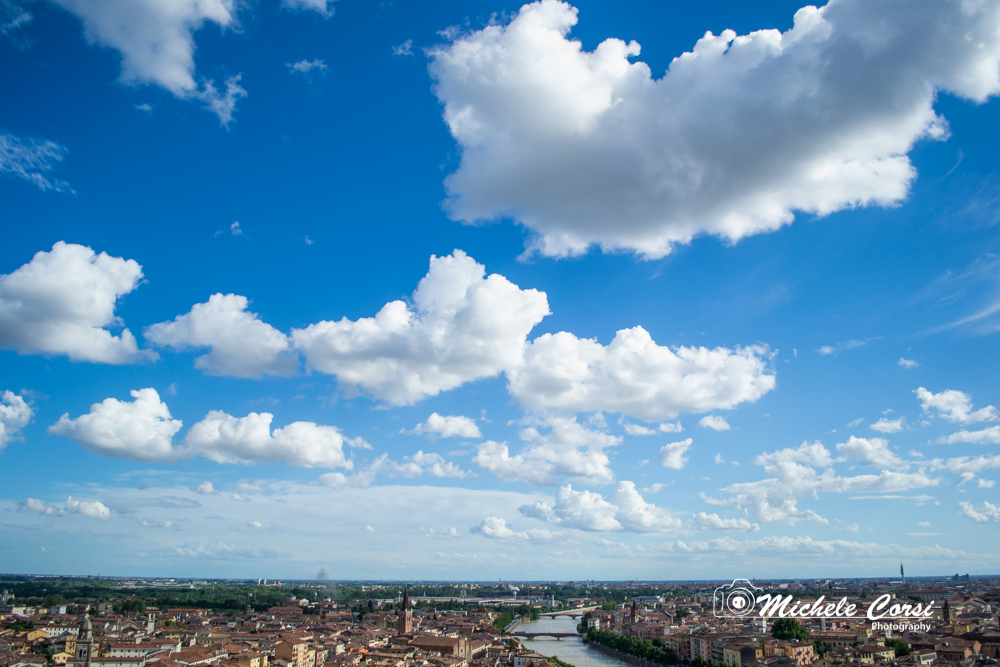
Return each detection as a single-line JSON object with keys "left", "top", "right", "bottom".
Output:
{"left": 397, "top": 588, "right": 412, "bottom": 636}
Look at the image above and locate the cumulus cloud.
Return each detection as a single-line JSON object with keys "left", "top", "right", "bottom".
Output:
{"left": 958, "top": 500, "right": 1000, "bottom": 523}
{"left": 0, "top": 242, "right": 155, "bottom": 364}
{"left": 623, "top": 420, "right": 682, "bottom": 436}
{"left": 507, "top": 327, "right": 775, "bottom": 420}
{"left": 193, "top": 481, "right": 216, "bottom": 495}
{"left": 0, "top": 131, "right": 72, "bottom": 192}
{"left": 49, "top": 388, "right": 182, "bottom": 462}
{"left": 288, "top": 58, "right": 327, "bottom": 74}
{"left": 392, "top": 39, "right": 414, "bottom": 56}
{"left": 870, "top": 417, "right": 905, "bottom": 434}
{"left": 318, "top": 450, "right": 470, "bottom": 487}
{"left": 938, "top": 426, "right": 1000, "bottom": 445}
{"left": 49, "top": 388, "right": 363, "bottom": 468}
{"left": 915, "top": 387, "right": 998, "bottom": 423}
{"left": 705, "top": 447, "right": 939, "bottom": 524}
{"left": 836, "top": 436, "right": 906, "bottom": 470}
{"left": 20, "top": 496, "right": 111, "bottom": 520}
{"left": 429, "top": 0, "right": 1000, "bottom": 258}
{"left": 899, "top": 357, "right": 919, "bottom": 369}
{"left": 145, "top": 293, "right": 298, "bottom": 378}
{"left": 693, "top": 512, "right": 760, "bottom": 532}
{"left": 50, "top": 0, "right": 247, "bottom": 123}
{"left": 658, "top": 438, "right": 692, "bottom": 470}
{"left": 470, "top": 516, "right": 554, "bottom": 540}
{"left": 410, "top": 412, "right": 482, "bottom": 439}
{"left": 184, "top": 410, "right": 361, "bottom": 468}
{"left": 291, "top": 250, "right": 550, "bottom": 405}
{"left": 519, "top": 481, "right": 682, "bottom": 532}
{"left": 0, "top": 390, "right": 33, "bottom": 451}
{"left": 699, "top": 415, "right": 730, "bottom": 431}
{"left": 472, "top": 416, "right": 618, "bottom": 485}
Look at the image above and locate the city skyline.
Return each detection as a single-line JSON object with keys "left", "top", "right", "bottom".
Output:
{"left": 2, "top": 0, "right": 1000, "bottom": 580}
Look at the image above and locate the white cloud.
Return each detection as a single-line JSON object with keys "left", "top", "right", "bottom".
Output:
{"left": 519, "top": 481, "right": 681, "bottom": 533}
{"left": 470, "top": 516, "right": 555, "bottom": 540}
{"left": 392, "top": 39, "right": 414, "bottom": 56}
{"left": 20, "top": 496, "right": 111, "bottom": 520}
{"left": 899, "top": 357, "right": 919, "bottom": 369}
{"left": 281, "top": 0, "right": 334, "bottom": 15}
{"left": 837, "top": 436, "right": 906, "bottom": 470}
{"left": 184, "top": 410, "right": 359, "bottom": 468}
{"left": 247, "top": 520, "right": 269, "bottom": 530}
{"left": 507, "top": 327, "right": 775, "bottom": 420}
{"left": 410, "top": 412, "right": 482, "bottom": 439}
{"left": 50, "top": 0, "right": 246, "bottom": 124}
{"left": 291, "top": 250, "right": 550, "bottom": 405}
{"left": 754, "top": 441, "right": 835, "bottom": 468}
{"left": 0, "top": 390, "right": 33, "bottom": 451}
{"left": 658, "top": 438, "right": 692, "bottom": 470}
{"left": 288, "top": 58, "right": 327, "bottom": 74}
{"left": 364, "top": 524, "right": 375, "bottom": 532}
{"left": 693, "top": 512, "right": 759, "bottom": 532}
{"left": 915, "top": 387, "right": 999, "bottom": 423}
{"left": 958, "top": 500, "right": 1000, "bottom": 523}
{"left": 713, "top": 453, "right": 725, "bottom": 465}
{"left": 706, "top": 458, "right": 939, "bottom": 525}
{"left": 473, "top": 416, "right": 618, "bottom": 485}
{"left": 980, "top": 479, "right": 996, "bottom": 488}
{"left": 622, "top": 420, "right": 682, "bottom": 436}
{"left": 194, "top": 481, "right": 215, "bottom": 495}
{"left": 49, "top": 388, "right": 182, "bottom": 462}
{"left": 870, "top": 417, "right": 905, "bottom": 434}
{"left": 318, "top": 450, "right": 470, "bottom": 487}
{"left": 145, "top": 293, "right": 298, "bottom": 378}
{"left": 817, "top": 340, "right": 866, "bottom": 356}
{"left": 929, "top": 454, "right": 1000, "bottom": 476}
{"left": 428, "top": 0, "right": 1000, "bottom": 258}
{"left": 938, "top": 426, "right": 1000, "bottom": 445}
{"left": 0, "top": 131, "right": 72, "bottom": 192}
{"left": 699, "top": 415, "right": 730, "bottom": 431}
{"left": 49, "top": 388, "right": 363, "bottom": 469}
{"left": 0, "top": 242, "right": 155, "bottom": 364}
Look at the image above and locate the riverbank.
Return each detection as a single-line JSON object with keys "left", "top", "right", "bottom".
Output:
{"left": 586, "top": 641, "right": 675, "bottom": 667}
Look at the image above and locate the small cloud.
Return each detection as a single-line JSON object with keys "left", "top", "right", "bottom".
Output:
{"left": 231, "top": 493, "right": 251, "bottom": 502}
{"left": 838, "top": 523, "right": 860, "bottom": 532}
{"left": 899, "top": 357, "right": 919, "bottom": 369}
{"left": 713, "top": 453, "right": 725, "bottom": 465}
{"left": 166, "top": 382, "right": 178, "bottom": 396}
{"left": 135, "top": 103, "right": 153, "bottom": 112}
{"left": 304, "top": 235, "right": 314, "bottom": 245}
{"left": 392, "top": 39, "right": 414, "bottom": 56}
{"left": 848, "top": 418, "right": 864, "bottom": 428}
{"left": 230, "top": 221, "right": 242, "bottom": 235}
{"left": 364, "top": 524, "right": 375, "bottom": 532}
{"left": 699, "top": 415, "right": 730, "bottom": 431}
{"left": 980, "top": 478, "right": 996, "bottom": 488}
{"left": 817, "top": 339, "right": 867, "bottom": 355}
{"left": 193, "top": 482, "right": 215, "bottom": 495}
{"left": 918, "top": 521, "right": 931, "bottom": 527}
{"left": 247, "top": 520, "right": 269, "bottom": 530}
{"left": 871, "top": 416, "right": 905, "bottom": 434}
{"left": 288, "top": 58, "right": 328, "bottom": 74}
{"left": 658, "top": 438, "right": 692, "bottom": 470}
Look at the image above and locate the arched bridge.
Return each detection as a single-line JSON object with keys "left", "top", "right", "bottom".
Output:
{"left": 512, "top": 632, "right": 580, "bottom": 640}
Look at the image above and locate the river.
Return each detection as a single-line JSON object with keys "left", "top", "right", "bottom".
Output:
{"left": 515, "top": 615, "right": 632, "bottom": 667}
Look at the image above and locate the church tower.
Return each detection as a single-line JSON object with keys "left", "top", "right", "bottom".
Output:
{"left": 397, "top": 586, "right": 412, "bottom": 635}
{"left": 75, "top": 617, "right": 93, "bottom": 667}
{"left": 630, "top": 599, "right": 637, "bottom": 625}
{"left": 943, "top": 599, "right": 952, "bottom": 624}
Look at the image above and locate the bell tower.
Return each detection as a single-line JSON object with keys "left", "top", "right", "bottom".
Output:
{"left": 75, "top": 617, "right": 93, "bottom": 667}
{"left": 397, "top": 586, "right": 412, "bottom": 635}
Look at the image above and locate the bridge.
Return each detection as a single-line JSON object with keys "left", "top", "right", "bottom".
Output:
{"left": 538, "top": 605, "right": 599, "bottom": 618}
{"left": 512, "top": 632, "right": 580, "bottom": 640}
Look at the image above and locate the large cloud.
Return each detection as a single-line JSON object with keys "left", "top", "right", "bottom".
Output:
{"left": 50, "top": 0, "right": 246, "bottom": 123}
{"left": 291, "top": 250, "right": 550, "bottom": 405}
{"left": 472, "top": 416, "right": 619, "bottom": 486}
{"left": 507, "top": 327, "right": 774, "bottom": 420}
{"left": 0, "top": 242, "right": 155, "bottom": 364}
{"left": 0, "top": 390, "right": 33, "bottom": 451}
{"left": 915, "top": 387, "right": 998, "bottom": 423}
{"left": 429, "top": 0, "right": 1000, "bottom": 258}
{"left": 519, "top": 481, "right": 682, "bottom": 533}
{"left": 49, "top": 388, "right": 361, "bottom": 468}
{"left": 20, "top": 496, "right": 111, "bottom": 520}
{"left": 145, "top": 293, "right": 298, "bottom": 378}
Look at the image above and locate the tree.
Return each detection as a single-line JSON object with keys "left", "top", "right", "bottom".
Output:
{"left": 771, "top": 618, "right": 809, "bottom": 641}
{"left": 885, "top": 639, "right": 910, "bottom": 657}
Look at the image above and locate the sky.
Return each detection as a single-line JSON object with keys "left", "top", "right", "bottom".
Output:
{"left": 2, "top": 0, "right": 1000, "bottom": 582}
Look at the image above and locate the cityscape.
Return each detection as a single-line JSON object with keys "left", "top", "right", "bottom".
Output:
{"left": 1, "top": 574, "right": 998, "bottom": 667}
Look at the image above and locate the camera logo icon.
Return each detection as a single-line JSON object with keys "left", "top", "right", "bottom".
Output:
{"left": 713, "top": 579, "right": 761, "bottom": 617}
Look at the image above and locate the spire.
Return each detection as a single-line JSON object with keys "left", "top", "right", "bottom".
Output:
{"left": 402, "top": 585, "right": 409, "bottom": 611}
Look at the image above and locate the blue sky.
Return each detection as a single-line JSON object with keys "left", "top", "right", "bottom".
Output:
{"left": 2, "top": 0, "right": 1000, "bottom": 581}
